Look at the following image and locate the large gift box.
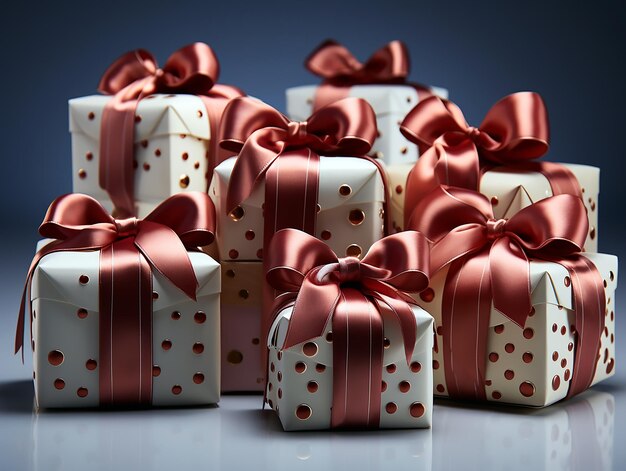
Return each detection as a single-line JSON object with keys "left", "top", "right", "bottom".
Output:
{"left": 18, "top": 193, "right": 220, "bottom": 408}
{"left": 211, "top": 97, "right": 388, "bottom": 391}
{"left": 400, "top": 92, "right": 599, "bottom": 251}
{"left": 264, "top": 229, "right": 434, "bottom": 431}
{"left": 286, "top": 40, "right": 447, "bottom": 167}
{"left": 408, "top": 186, "right": 617, "bottom": 407}
{"left": 70, "top": 42, "right": 243, "bottom": 218}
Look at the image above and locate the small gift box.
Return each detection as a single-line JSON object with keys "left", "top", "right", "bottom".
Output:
{"left": 264, "top": 229, "right": 434, "bottom": 431}
{"left": 408, "top": 186, "right": 617, "bottom": 407}
{"left": 211, "top": 97, "right": 389, "bottom": 391}
{"left": 400, "top": 92, "right": 599, "bottom": 251}
{"left": 70, "top": 42, "right": 244, "bottom": 218}
{"left": 286, "top": 40, "right": 448, "bottom": 167}
{"left": 18, "top": 193, "right": 221, "bottom": 409}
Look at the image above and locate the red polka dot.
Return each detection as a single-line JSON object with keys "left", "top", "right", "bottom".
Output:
{"left": 436, "top": 384, "right": 445, "bottom": 393}
{"left": 381, "top": 381, "right": 387, "bottom": 392}
{"left": 552, "top": 375, "right": 560, "bottom": 391}
{"left": 77, "top": 387, "right": 89, "bottom": 398}
{"left": 505, "top": 343, "right": 515, "bottom": 353}
{"left": 245, "top": 230, "right": 255, "bottom": 240}
{"left": 270, "top": 362, "right": 275, "bottom": 373}
{"left": 519, "top": 381, "right": 535, "bottom": 397}
{"left": 278, "top": 388, "right": 282, "bottom": 399}
{"left": 385, "top": 402, "right": 397, "bottom": 414}
{"left": 54, "top": 379, "right": 65, "bottom": 390}
{"left": 552, "top": 351, "right": 559, "bottom": 361}
{"left": 321, "top": 230, "right": 331, "bottom": 240}
{"left": 561, "top": 326, "right": 567, "bottom": 335}
{"left": 606, "top": 359, "right": 615, "bottom": 374}
{"left": 489, "top": 352, "right": 499, "bottom": 362}
{"left": 194, "top": 311, "right": 206, "bottom": 323}
{"left": 410, "top": 362, "right": 421, "bottom": 373}
{"left": 315, "top": 363, "right": 326, "bottom": 372}
{"left": 296, "top": 404, "right": 311, "bottom": 420}
{"left": 523, "top": 328, "right": 534, "bottom": 339}
{"left": 522, "top": 352, "right": 533, "bottom": 363}
{"left": 172, "top": 385, "right": 182, "bottom": 395}
{"left": 494, "top": 324, "right": 504, "bottom": 334}
{"left": 152, "top": 366, "right": 161, "bottom": 377}
{"left": 79, "top": 275, "right": 89, "bottom": 285}
{"left": 295, "top": 362, "right": 306, "bottom": 373}
{"left": 492, "top": 391, "right": 502, "bottom": 400}
{"left": 48, "top": 350, "right": 64, "bottom": 366}
{"left": 307, "top": 381, "right": 318, "bottom": 393}
{"left": 399, "top": 381, "right": 411, "bottom": 393}
{"left": 193, "top": 373, "right": 205, "bottom": 384}
{"left": 436, "top": 326, "right": 443, "bottom": 336}
{"left": 504, "top": 370, "right": 515, "bottom": 380}
{"left": 568, "top": 342, "right": 574, "bottom": 352}
{"left": 564, "top": 369, "right": 571, "bottom": 381}
{"left": 410, "top": 402, "right": 425, "bottom": 418}
{"left": 192, "top": 342, "right": 204, "bottom": 354}
{"left": 561, "top": 358, "right": 567, "bottom": 368}
{"left": 303, "top": 342, "right": 318, "bottom": 356}
{"left": 419, "top": 288, "right": 435, "bottom": 303}
{"left": 433, "top": 360, "right": 440, "bottom": 370}
{"left": 386, "top": 364, "right": 397, "bottom": 374}
{"left": 77, "top": 308, "right": 88, "bottom": 319}
{"left": 229, "top": 249, "right": 239, "bottom": 259}
{"left": 162, "top": 340, "right": 172, "bottom": 350}
{"left": 552, "top": 323, "right": 558, "bottom": 333}
{"left": 277, "top": 371, "right": 282, "bottom": 382}
{"left": 86, "top": 359, "right": 97, "bottom": 370}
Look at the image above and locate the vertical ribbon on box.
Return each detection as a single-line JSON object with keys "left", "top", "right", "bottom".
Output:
{"left": 219, "top": 96, "right": 387, "bottom": 344}
{"left": 407, "top": 186, "right": 606, "bottom": 400}
{"left": 98, "top": 43, "right": 244, "bottom": 218}
{"left": 16, "top": 192, "right": 216, "bottom": 405}
{"left": 266, "top": 229, "right": 430, "bottom": 427}
{"left": 399, "top": 92, "right": 582, "bottom": 227}
{"left": 305, "top": 39, "right": 433, "bottom": 112}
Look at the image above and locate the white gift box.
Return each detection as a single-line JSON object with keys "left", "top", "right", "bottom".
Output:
{"left": 480, "top": 163, "right": 599, "bottom": 252}
{"left": 266, "top": 302, "right": 434, "bottom": 431}
{"left": 69, "top": 94, "right": 212, "bottom": 217}
{"left": 414, "top": 252, "right": 617, "bottom": 407}
{"left": 210, "top": 156, "right": 386, "bottom": 262}
{"left": 30, "top": 242, "right": 221, "bottom": 408}
{"left": 287, "top": 85, "right": 448, "bottom": 167}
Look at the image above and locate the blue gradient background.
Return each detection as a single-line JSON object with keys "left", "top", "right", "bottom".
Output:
{"left": 0, "top": 1, "right": 624, "bottom": 470}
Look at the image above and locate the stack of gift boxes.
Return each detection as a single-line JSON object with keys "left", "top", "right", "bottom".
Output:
{"left": 18, "top": 40, "right": 617, "bottom": 431}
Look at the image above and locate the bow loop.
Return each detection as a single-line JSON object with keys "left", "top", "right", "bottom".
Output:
{"left": 157, "top": 42, "right": 219, "bottom": 92}
{"left": 305, "top": 39, "right": 410, "bottom": 83}
{"left": 98, "top": 49, "right": 158, "bottom": 95}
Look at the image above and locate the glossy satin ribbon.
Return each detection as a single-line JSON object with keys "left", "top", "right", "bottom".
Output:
{"left": 408, "top": 186, "right": 605, "bottom": 400}
{"left": 400, "top": 92, "right": 582, "bottom": 226}
{"left": 305, "top": 39, "right": 432, "bottom": 111}
{"left": 219, "top": 96, "right": 387, "bottom": 346}
{"left": 266, "top": 229, "right": 430, "bottom": 428}
{"left": 16, "top": 192, "right": 215, "bottom": 405}
{"left": 98, "top": 42, "right": 243, "bottom": 217}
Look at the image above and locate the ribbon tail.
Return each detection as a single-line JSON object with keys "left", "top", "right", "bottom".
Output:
{"left": 490, "top": 238, "right": 532, "bottom": 328}
{"left": 442, "top": 253, "right": 491, "bottom": 401}
{"left": 331, "top": 287, "right": 383, "bottom": 429}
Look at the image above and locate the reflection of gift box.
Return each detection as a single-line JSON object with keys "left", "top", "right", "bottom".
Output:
{"left": 418, "top": 252, "right": 617, "bottom": 407}
{"left": 220, "top": 261, "right": 265, "bottom": 392}
{"left": 70, "top": 94, "right": 212, "bottom": 217}
{"left": 480, "top": 164, "right": 599, "bottom": 252}
{"left": 287, "top": 84, "right": 447, "bottom": 166}
{"left": 434, "top": 390, "right": 614, "bottom": 470}
{"left": 21, "top": 193, "right": 220, "bottom": 409}
{"left": 211, "top": 156, "right": 386, "bottom": 261}
{"left": 409, "top": 187, "right": 617, "bottom": 407}
{"left": 264, "top": 229, "right": 433, "bottom": 431}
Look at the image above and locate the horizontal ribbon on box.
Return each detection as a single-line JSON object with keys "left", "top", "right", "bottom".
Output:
{"left": 266, "top": 228, "right": 430, "bottom": 428}
{"left": 219, "top": 96, "right": 390, "bottom": 342}
{"left": 16, "top": 192, "right": 216, "bottom": 406}
{"left": 407, "top": 186, "right": 606, "bottom": 401}
{"left": 305, "top": 39, "right": 433, "bottom": 112}
{"left": 98, "top": 42, "right": 244, "bottom": 218}
{"left": 400, "top": 92, "right": 582, "bottom": 227}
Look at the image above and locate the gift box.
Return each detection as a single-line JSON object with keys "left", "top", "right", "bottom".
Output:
{"left": 210, "top": 156, "right": 386, "bottom": 261}
{"left": 408, "top": 187, "right": 617, "bottom": 407}
{"left": 70, "top": 42, "right": 243, "bottom": 218}
{"left": 434, "top": 390, "right": 614, "bottom": 470}
{"left": 264, "top": 229, "right": 434, "bottom": 431}
{"left": 401, "top": 92, "right": 599, "bottom": 251}
{"left": 19, "top": 193, "right": 220, "bottom": 409}
{"left": 385, "top": 163, "right": 414, "bottom": 232}
{"left": 286, "top": 40, "right": 447, "bottom": 167}
{"left": 220, "top": 261, "right": 266, "bottom": 392}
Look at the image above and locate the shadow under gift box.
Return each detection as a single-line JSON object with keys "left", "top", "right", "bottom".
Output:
{"left": 31, "top": 241, "right": 221, "bottom": 409}
{"left": 69, "top": 94, "right": 212, "bottom": 218}
{"left": 434, "top": 390, "right": 614, "bottom": 471}
{"left": 387, "top": 163, "right": 600, "bottom": 249}
{"left": 265, "top": 304, "right": 434, "bottom": 431}
{"left": 287, "top": 84, "right": 448, "bottom": 167}
{"left": 414, "top": 253, "right": 617, "bottom": 407}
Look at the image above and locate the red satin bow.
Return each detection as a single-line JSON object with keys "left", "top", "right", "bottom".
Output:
{"left": 266, "top": 228, "right": 430, "bottom": 363}
{"left": 408, "top": 186, "right": 604, "bottom": 401}
{"left": 410, "top": 186, "right": 587, "bottom": 327}
{"left": 400, "top": 93, "right": 581, "bottom": 225}
{"left": 220, "top": 96, "right": 377, "bottom": 215}
{"left": 16, "top": 192, "right": 216, "bottom": 355}
{"left": 305, "top": 39, "right": 432, "bottom": 111}
{"left": 98, "top": 43, "right": 243, "bottom": 217}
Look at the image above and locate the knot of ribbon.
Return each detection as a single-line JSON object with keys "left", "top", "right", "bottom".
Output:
{"left": 98, "top": 43, "right": 244, "bottom": 218}
{"left": 16, "top": 191, "right": 216, "bottom": 355}
{"left": 266, "top": 229, "right": 430, "bottom": 363}
{"left": 219, "top": 96, "right": 377, "bottom": 215}
{"left": 400, "top": 92, "right": 581, "bottom": 226}
{"left": 304, "top": 39, "right": 432, "bottom": 111}
{"left": 266, "top": 228, "right": 430, "bottom": 428}
{"left": 408, "top": 186, "right": 605, "bottom": 400}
